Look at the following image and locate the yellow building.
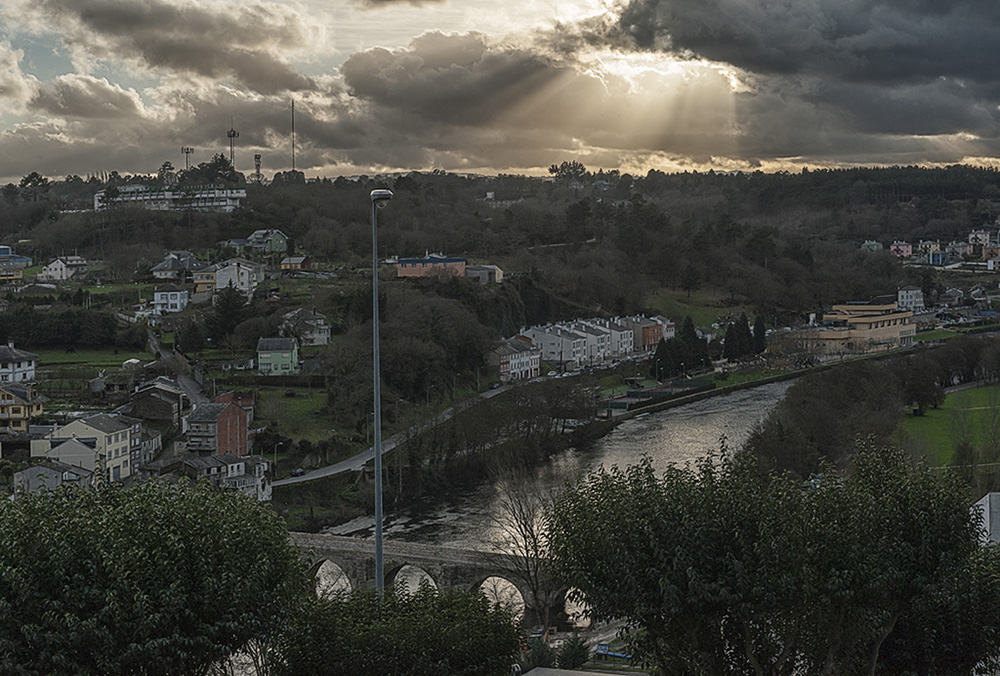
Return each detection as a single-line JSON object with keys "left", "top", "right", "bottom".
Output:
{"left": 0, "top": 268, "right": 23, "bottom": 285}
{"left": 193, "top": 268, "right": 216, "bottom": 295}
{"left": 796, "top": 301, "right": 914, "bottom": 355}
{"left": 0, "top": 383, "right": 45, "bottom": 432}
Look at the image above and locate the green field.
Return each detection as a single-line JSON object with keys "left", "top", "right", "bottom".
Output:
{"left": 645, "top": 289, "right": 753, "bottom": 329}
{"left": 914, "top": 329, "right": 958, "bottom": 343}
{"left": 898, "top": 385, "right": 1000, "bottom": 465}
{"left": 256, "top": 388, "right": 332, "bottom": 442}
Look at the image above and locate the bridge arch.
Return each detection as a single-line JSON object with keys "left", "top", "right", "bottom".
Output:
{"left": 290, "top": 532, "right": 564, "bottom": 627}
{"left": 387, "top": 563, "right": 438, "bottom": 593}
{"left": 313, "top": 559, "right": 353, "bottom": 596}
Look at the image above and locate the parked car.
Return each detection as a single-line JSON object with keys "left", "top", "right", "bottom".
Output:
{"left": 290, "top": 468, "right": 306, "bottom": 477}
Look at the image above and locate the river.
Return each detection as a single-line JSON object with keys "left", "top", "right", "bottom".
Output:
{"left": 324, "top": 379, "right": 794, "bottom": 549}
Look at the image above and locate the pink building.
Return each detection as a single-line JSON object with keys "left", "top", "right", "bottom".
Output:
{"left": 889, "top": 241, "right": 912, "bottom": 258}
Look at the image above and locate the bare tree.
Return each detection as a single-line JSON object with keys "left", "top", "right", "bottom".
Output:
{"left": 485, "top": 465, "right": 566, "bottom": 630}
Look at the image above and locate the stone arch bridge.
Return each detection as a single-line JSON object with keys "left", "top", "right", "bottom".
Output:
{"left": 289, "top": 532, "right": 558, "bottom": 625}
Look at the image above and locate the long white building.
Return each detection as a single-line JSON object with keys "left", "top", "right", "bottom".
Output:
{"left": 94, "top": 184, "right": 246, "bottom": 213}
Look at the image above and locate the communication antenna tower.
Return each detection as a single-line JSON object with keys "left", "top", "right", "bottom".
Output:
{"left": 227, "top": 118, "right": 239, "bottom": 166}
{"left": 253, "top": 153, "right": 263, "bottom": 184}
{"left": 181, "top": 146, "right": 194, "bottom": 170}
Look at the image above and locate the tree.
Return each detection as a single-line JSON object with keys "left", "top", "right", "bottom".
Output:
{"left": 205, "top": 285, "right": 249, "bottom": 342}
{"left": 680, "top": 261, "right": 700, "bottom": 298}
{"left": 557, "top": 632, "right": 591, "bottom": 668}
{"left": 486, "top": 467, "right": 564, "bottom": 630}
{"left": 177, "top": 318, "right": 205, "bottom": 353}
{"left": 273, "top": 586, "right": 519, "bottom": 676}
{"left": 548, "top": 160, "right": 589, "bottom": 182}
{"left": 0, "top": 481, "right": 308, "bottom": 675}
{"left": 753, "top": 314, "right": 768, "bottom": 354}
{"left": 18, "top": 171, "right": 50, "bottom": 203}
{"left": 548, "top": 445, "right": 982, "bottom": 676}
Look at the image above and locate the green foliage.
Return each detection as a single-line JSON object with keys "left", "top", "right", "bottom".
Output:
{"left": 205, "top": 286, "right": 249, "bottom": 342}
{"left": 557, "top": 632, "right": 591, "bottom": 669}
{"left": 518, "top": 639, "right": 556, "bottom": 671}
{"left": 549, "top": 445, "right": 985, "bottom": 676}
{"left": 177, "top": 318, "right": 205, "bottom": 353}
{"left": 0, "top": 481, "right": 309, "bottom": 675}
{"left": 274, "top": 586, "right": 519, "bottom": 676}
{"left": 0, "top": 305, "right": 139, "bottom": 350}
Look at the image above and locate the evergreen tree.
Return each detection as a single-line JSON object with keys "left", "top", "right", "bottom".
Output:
{"left": 753, "top": 314, "right": 768, "bottom": 354}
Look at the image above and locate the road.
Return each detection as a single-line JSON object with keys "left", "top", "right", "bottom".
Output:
{"left": 147, "top": 330, "right": 208, "bottom": 405}
{"left": 273, "top": 382, "right": 514, "bottom": 487}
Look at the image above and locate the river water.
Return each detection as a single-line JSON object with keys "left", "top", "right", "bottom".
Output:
{"left": 325, "top": 380, "right": 794, "bottom": 549}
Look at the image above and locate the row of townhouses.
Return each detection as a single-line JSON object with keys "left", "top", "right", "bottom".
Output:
{"left": 491, "top": 315, "right": 677, "bottom": 381}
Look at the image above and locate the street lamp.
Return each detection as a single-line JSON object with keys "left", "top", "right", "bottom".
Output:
{"left": 370, "top": 188, "right": 393, "bottom": 594}
{"left": 272, "top": 441, "right": 283, "bottom": 478}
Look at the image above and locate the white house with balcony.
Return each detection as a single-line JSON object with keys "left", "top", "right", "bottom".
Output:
{"left": 0, "top": 343, "right": 37, "bottom": 383}
{"left": 153, "top": 285, "right": 189, "bottom": 314}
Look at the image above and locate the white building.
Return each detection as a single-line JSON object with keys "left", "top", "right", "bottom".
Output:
{"left": 491, "top": 338, "right": 541, "bottom": 382}
{"left": 281, "top": 308, "right": 331, "bottom": 346}
{"left": 214, "top": 258, "right": 264, "bottom": 299}
{"left": 38, "top": 256, "right": 88, "bottom": 282}
{"left": 521, "top": 325, "right": 587, "bottom": 370}
{"left": 586, "top": 318, "right": 635, "bottom": 356}
{"left": 897, "top": 286, "right": 926, "bottom": 312}
{"left": 94, "top": 184, "right": 246, "bottom": 213}
{"left": 569, "top": 322, "right": 612, "bottom": 364}
{"left": 0, "top": 343, "right": 37, "bottom": 383}
{"left": 153, "top": 285, "right": 189, "bottom": 314}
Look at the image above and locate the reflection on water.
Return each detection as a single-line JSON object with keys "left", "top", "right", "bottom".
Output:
{"left": 325, "top": 380, "right": 793, "bottom": 550}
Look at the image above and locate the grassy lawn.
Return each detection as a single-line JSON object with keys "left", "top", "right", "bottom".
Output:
{"left": 914, "top": 329, "right": 958, "bottom": 342}
{"left": 644, "top": 290, "right": 734, "bottom": 328}
{"left": 34, "top": 348, "right": 150, "bottom": 367}
{"left": 256, "top": 388, "right": 332, "bottom": 442}
{"left": 713, "top": 367, "right": 792, "bottom": 387}
{"left": 898, "top": 384, "right": 1000, "bottom": 465}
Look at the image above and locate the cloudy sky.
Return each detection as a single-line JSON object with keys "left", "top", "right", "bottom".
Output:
{"left": 1, "top": 0, "right": 999, "bottom": 183}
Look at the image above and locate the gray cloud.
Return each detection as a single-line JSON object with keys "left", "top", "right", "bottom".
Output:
{"left": 572, "top": 0, "right": 1000, "bottom": 85}
{"left": 22, "top": 0, "right": 317, "bottom": 94}
{"left": 31, "top": 74, "right": 144, "bottom": 118}
{"left": 340, "top": 32, "right": 603, "bottom": 126}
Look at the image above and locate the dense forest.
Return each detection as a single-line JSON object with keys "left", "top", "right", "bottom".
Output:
{"left": 5, "top": 163, "right": 1000, "bottom": 324}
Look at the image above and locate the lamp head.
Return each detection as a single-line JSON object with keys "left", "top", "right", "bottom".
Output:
{"left": 370, "top": 189, "right": 393, "bottom": 209}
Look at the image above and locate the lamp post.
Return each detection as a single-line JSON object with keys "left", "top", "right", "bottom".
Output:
{"left": 272, "top": 441, "right": 283, "bottom": 478}
{"left": 370, "top": 188, "right": 393, "bottom": 594}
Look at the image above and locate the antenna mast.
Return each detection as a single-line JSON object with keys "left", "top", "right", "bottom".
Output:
{"left": 253, "top": 154, "right": 263, "bottom": 184}
{"left": 227, "top": 118, "right": 239, "bottom": 166}
{"left": 181, "top": 146, "right": 194, "bottom": 170}
{"left": 291, "top": 100, "right": 296, "bottom": 172}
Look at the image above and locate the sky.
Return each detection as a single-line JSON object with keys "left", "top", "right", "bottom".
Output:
{"left": 2, "top": 0, "right": 1000, "bottom": 183}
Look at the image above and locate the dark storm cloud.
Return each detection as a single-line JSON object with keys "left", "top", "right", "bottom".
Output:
{"left": 567, "top": 0, "right": 1000, "bottom": 84}
{"left": 340, "top": 32, "right": 601, "bottom": 126}
{"left": 31, "top": 74, "right": 143, "bottom": 118}
{"left": 27, "top": 0, "right": 316, "bottom": 94}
